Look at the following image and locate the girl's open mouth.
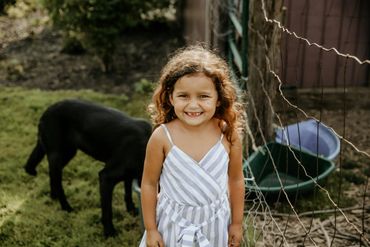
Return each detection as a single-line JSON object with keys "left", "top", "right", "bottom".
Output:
{"left": 186, "top": 112, "right": 202, "bottom": 117}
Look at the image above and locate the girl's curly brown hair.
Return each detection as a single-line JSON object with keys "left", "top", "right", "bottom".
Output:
{"left": 149, "top": 45, "right": 245, "bottom": 143}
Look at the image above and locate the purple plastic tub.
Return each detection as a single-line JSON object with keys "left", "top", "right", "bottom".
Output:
{"left": 275, "top": 119, "right": 340, "bottom": 160}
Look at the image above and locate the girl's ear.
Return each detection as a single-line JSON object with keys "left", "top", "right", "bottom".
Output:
{"left": 216, "top": 100, "right": 221, "bottom": 107}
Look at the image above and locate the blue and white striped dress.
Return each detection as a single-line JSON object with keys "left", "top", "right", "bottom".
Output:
{"left": 139, "top": 124, "right": 230, "bottom": 247}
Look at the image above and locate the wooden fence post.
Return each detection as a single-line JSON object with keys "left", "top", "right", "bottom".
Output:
{"left": 247, "top": 0, "right": 283, "bottom": 148}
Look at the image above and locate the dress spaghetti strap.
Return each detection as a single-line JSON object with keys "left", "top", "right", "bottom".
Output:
{"left": 161, "top": 124, "right": 174, "bottom": 146}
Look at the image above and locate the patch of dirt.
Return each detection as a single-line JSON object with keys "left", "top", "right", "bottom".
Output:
{"left": 0, "top": 10, "right": 184, "bottom": 95}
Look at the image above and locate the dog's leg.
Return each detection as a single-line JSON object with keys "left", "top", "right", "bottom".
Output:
{"left": 24, "top": 139, "right": 45, "bottom": 176}
{"left": 124, "top": 178, "right": 137, "bottom": 215}
{"left": 47, "top": 151, "right": 75, "bottom": 212}
{"left": 99, "top": 168, "right": 119, "bottom": 237}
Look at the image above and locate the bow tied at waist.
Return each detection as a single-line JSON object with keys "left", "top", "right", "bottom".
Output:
{"left": 177, "top": 225, "right": 212, "bottom": 247}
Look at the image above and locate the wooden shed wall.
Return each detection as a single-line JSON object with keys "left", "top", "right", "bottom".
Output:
{"left": 182, "top": 0, "right": 370, "bottom": 88}
{"left": 282, "top": 0, "right": 370, "bottom": 88}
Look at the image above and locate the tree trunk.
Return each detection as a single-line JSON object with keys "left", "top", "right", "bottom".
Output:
{"left": 247, "top": 0, "right": 283, "bottom": 148}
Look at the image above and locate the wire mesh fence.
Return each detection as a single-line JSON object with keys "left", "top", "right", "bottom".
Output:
{"left": 210, "top": 0, "right": 370, "bottom": 246}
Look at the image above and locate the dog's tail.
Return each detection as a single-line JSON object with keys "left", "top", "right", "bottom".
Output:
{"left": 24, "top": 137, "right": 45, "bottom": 176}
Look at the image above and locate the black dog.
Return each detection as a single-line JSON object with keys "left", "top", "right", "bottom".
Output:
{"left": 24, "top": 99, "right": 152, "bottom": 237}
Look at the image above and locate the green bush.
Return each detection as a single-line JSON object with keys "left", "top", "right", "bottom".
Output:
{"left": 42, "top": 0, "right": 173, "bottom": 72}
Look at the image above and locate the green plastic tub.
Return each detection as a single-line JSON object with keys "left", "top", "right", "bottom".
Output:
{"left": 243, "top": 142, "right": 335, "bottom": 196}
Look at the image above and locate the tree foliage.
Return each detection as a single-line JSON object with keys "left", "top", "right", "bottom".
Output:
{"left": 42, "top": 0, "right": 173, "bottom": 72}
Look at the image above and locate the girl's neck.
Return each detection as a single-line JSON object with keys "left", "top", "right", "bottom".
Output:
{"left": 174, "top": 118, "right": 219, "bottom": 134}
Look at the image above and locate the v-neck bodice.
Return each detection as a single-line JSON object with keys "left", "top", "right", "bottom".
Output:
{"left": 168, "top": 139, "right": 225, "bottom": 164}
{"left": 160, "top": 123, "right": 229, "bottom": 205}
{"left": 161, "top": 124, "right": 226, "bottom": 165}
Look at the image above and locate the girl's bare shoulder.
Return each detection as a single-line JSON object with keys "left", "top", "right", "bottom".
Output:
{"left": 149, "top": 124, "right": 172, "bottom": 154}
{"left": 222, "top": 125, "right": 242, "bottom": 152}
{"left": 149, "top": 125, "right": 167, "bottom": 143}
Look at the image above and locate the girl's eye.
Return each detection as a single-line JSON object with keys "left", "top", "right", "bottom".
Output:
{"left": 178, "top": 94, "right": 188, "bottom": 98}
{"left": 200, "top": 95, "right": 210, "bottom": 99}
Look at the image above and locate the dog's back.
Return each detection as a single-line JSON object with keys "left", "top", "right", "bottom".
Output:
{"left": 38, "top": 99, "right": 151, "bottom": 166}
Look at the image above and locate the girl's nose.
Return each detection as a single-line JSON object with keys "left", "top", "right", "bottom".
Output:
{"left": 188, "top": 98, "right": 199, "bottom": 108}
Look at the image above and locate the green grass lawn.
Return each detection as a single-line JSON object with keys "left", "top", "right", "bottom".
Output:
{"left": 0, "top": 86, "right": 150, "bottom": 246}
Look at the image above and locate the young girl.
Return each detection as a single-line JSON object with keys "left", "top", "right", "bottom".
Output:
{"left": 139, "top": 45, "right": 245, "bottom": 247}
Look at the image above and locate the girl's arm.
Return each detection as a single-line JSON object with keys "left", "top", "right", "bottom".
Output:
{"left": 141, "top": 128, "right": 166, "bottom": 246}
{"left": 227, "top": 132, "right": 245, "bottom": 246}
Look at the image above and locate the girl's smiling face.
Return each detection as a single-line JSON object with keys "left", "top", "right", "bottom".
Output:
{"left": 170, "top": 73, "right": 219, "bottom": 127}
